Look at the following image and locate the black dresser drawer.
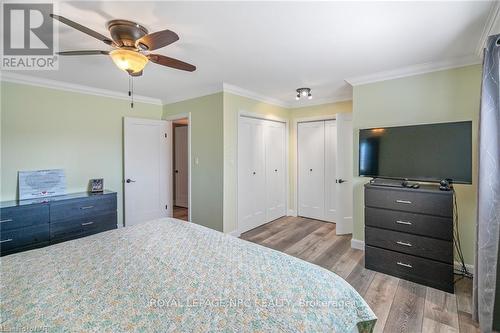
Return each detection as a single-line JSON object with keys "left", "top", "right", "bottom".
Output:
{"left": 0, "top": 224, "right": 50, "bottom": 253}
{"left": 50, "top": 194, "right": 116, "bottom": 222}
{"left": 50, "top": 212, "right": 117, "bottom": 243}
{"left": 365, "top": 186, "right": 453, "bottom": 217}
{"left": 365, "top": 207, "right": 453, "bottom": 240}
{"left": 365, "top": 245, "right": 453, "bottom": 293}
{"left": 365, "top": 226, "right": 452, "bottom": 263}
{"left": 0, "top": 204, "right": 49, "bottom": 231}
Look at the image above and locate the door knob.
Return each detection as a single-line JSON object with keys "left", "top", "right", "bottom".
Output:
{"left": 126, "top": 179, "right": 136, "bottom": 183}
{"left": 253, "top": 171, "right": 256, "bottom": 175}
{"left": 310, "top": 169, "right": 313, "bottom": 172}
{"left": 175, "top": 170, "right": 179, "bottom": 174}
{"left": 274, "top": 169, "right": 278, "bottom": 172}
{"left": 337, "top": 179, "right": 346, "bottom": 183}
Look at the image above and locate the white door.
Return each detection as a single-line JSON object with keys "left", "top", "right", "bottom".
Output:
{"left": 335, "top": 113, "right": 353, "bottom": 234}
{"left": 298, "top": 121, "right": 325, "bottom": 220}
{"left": 324, "top": 120, "right": 337, "bottom": 223}
{"left": 124, "top": 117, "right": 172, "bottom": 227}
{"left": 264, "top": 120, "right": 286, "bottom": 222}
{"left": 174, "top": 126, "right": 188, "bottom": 208}
{"left": 238, "top": 117, "right": 266, "bottom": 233}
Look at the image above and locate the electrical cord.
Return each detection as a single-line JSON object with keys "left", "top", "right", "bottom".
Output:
{"left": 452, "top": 187, "right": 473, "bottom": 280}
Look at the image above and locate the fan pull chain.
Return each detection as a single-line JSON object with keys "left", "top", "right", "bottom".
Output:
{"left": 128, "top": 75, "right": 134, "bottom": 108}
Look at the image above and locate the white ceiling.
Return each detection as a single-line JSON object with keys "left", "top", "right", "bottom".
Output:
{"left": 6, "top": 1, "right": 497, "bottom": 106}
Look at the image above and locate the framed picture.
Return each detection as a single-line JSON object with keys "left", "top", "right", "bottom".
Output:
{"left": 18, "top": 169, "right": 66, "bottom": 200}
{"left": 89, "top": 178, "right": 104, "bottom": 193}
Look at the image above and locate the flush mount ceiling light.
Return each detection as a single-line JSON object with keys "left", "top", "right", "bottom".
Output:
{"left": 296, "top": 88, "right": 312, "bottom": 100}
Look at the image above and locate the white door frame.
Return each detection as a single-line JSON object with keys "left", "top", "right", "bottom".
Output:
{"left": 164, "top": 112, "right": 192, "bottom": 222}
{"left": 292, "top": 115, "right": 336, "bottom": 218}
{"left": 236, "top": 110, "right": 290, "bottom": 234}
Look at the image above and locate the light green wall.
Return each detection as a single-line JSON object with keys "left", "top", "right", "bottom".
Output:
{"left": 222, "top": 92, "right": 290, "bottom": 233}
{"left": 289, "top": 101, "right": 352, "bottom": 119}
{"left": 352, "top": 65, "right": 481, "bottom": 265}
{"left": 0, "top": 82, "right": 163, "bottom": 227}
{"left": 162, "top": 93, "right": 224, "bottom": 232}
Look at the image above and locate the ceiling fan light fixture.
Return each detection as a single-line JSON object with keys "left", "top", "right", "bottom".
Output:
{"left": 109, "top": 49, "right": 148, "bottom": 74}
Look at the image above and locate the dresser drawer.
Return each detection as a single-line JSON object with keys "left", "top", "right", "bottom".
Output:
{"left": 365, "top": 226, "right": 452, "bottom": 263}
{"left": 0, "top": 224, "right": 50, "bottom": 253}
{"left": 365, "top": 245, "right": 453, "bottom": 293}
{"left": 365, "top": 207, "right": 453, "bottom": 240}
{"left": 50, "top": 212, "right": 117, "bottom": 243}
{"left": 50, "top": 194, "right": 116, "bottom": 222}
{"left": 0, "top": 204, "right": 49, "bottom": 231}
{"left": 365, "top": 187, "right": 453, "bottom": 217}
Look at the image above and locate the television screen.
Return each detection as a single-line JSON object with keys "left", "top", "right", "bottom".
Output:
{"left": 358, "top": 121, "right": 472, "bottom": 183}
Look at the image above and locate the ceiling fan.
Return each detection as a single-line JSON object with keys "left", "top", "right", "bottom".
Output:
{"left": 51, "top": 14, "right": 196, "bottom": 76}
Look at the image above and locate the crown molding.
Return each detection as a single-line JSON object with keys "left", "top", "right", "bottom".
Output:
{"left": 345, "top": 54, "right": 481, "bottom": 86}
{"left": 0, "top": 72, "right": 162, "bottom": 105}
{"left": 287, "top": 93, "right": 352, "bottom": 109}
{"left": 222, "top": 83, "right": 289, "bottom": 108}
{"left": 223, "top": 83, "right": 351, "bottom": 108}
{"left": 476, "top": 0, "right": 500, "bottom": 58}
{"left": 162, "top": 83, "right": 224, "bottom": 105}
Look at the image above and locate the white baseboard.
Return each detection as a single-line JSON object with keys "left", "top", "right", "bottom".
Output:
{"left": 287, "top": 209, "right": 297, "bottom": 217}
{"left": 228, "top": 230, "right": 241, "bottom": 238}
{"left": 351, "top": 239, "right": 365, "bottom": 250}
{"left": 454, "top": 261, "right": 474, "bottom": 273}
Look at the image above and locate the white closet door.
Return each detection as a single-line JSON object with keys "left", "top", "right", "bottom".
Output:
{"left": 298, "top": 121, "right": 325, "bottom": 220}
{"left": 264, "top": 120, "right": 286, "bottom": 222}
{"left": 238, "top": 117, "right": 266, "bottom": 233}
{"left": 324, "top": 120, "right": 337, "bottom": 222}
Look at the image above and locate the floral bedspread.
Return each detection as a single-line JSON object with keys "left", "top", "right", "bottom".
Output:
{"left": 1, "top": 218, "right": 376, "bottom": 332}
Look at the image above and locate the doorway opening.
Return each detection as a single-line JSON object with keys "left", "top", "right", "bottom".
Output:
{"left": 173, "top": 118, "right": 189, "bottom": 221}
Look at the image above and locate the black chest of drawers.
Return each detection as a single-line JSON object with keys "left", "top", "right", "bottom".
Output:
{"left": 364, "top": 184, "right": 454, "bottom": 293}
{"left": 0, "top": 191, "right": 117, "bottom": 256}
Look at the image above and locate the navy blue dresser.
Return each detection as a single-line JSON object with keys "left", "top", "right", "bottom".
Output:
{"left": 0, "top": 191, "right": 117, "bottom": 256}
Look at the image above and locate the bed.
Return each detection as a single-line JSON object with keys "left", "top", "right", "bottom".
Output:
{"left": 0, "top": 218, "right": 376, "bottom": 332}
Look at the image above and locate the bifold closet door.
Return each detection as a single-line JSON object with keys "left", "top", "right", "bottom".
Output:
{"left": 238, "top": 117, "right": 266, "bottom": 232}
{"left": 298, "top": 121, "right": 325, "bottom": 220}
{"left": 264, "top": 120, "right": 286, "bottom": 221}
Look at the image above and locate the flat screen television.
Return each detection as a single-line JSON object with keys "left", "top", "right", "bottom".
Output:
{"left": 358, "top": 121, "right": 472, "bottom": 184}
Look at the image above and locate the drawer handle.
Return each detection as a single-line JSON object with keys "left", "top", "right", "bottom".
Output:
{"left": 80, "top": 206, "right": 94, "bottom": 210}
{"left": 0, "top": 238, "right": 13, "bottom": 243}
{"left": 81, "top": 222, "right": 94, "bottom": 226}
{"left": 396, "top": 241, "right": 412, "bottom": 247}
{"left": 395, "top": 220, "right": 412, "bottom": 225}
{"left": 397, "top": 262, "right": 413, "bottom": 268}
{"left": 0, "top": 219, "right": 13, "bottom": 223}
{"left": 396, "top": 200, "right": 412, "bottom": 204}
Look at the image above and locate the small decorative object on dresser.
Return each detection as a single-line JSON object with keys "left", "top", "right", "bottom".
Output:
{"left": 0, "top": 190, "right": 117, "bottom": 256}
{"left": 364, "top": 182, "right": 454, "bottom": 293}
{"left": 89, "top": 178, "right": 104, "bottom": 193}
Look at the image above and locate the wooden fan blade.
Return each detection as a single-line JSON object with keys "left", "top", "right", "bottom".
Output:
{"left": 136, "top": 30, "right": 179, "bottom": 51}
{"left": 50, "top": 14, "right": 113, "bottom": 45}
{"left": 57, "top": 50, "right": 109, "bottom": 56}
{"left": 148, "top": 54, "right": 196, "bottom": 72}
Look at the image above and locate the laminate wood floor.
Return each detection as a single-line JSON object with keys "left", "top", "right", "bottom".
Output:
{"left": 173, "top": 206, "right": 188, "bottom": 221}
{"left": 240, "top": 216, "right": 478, "bottom": 333}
